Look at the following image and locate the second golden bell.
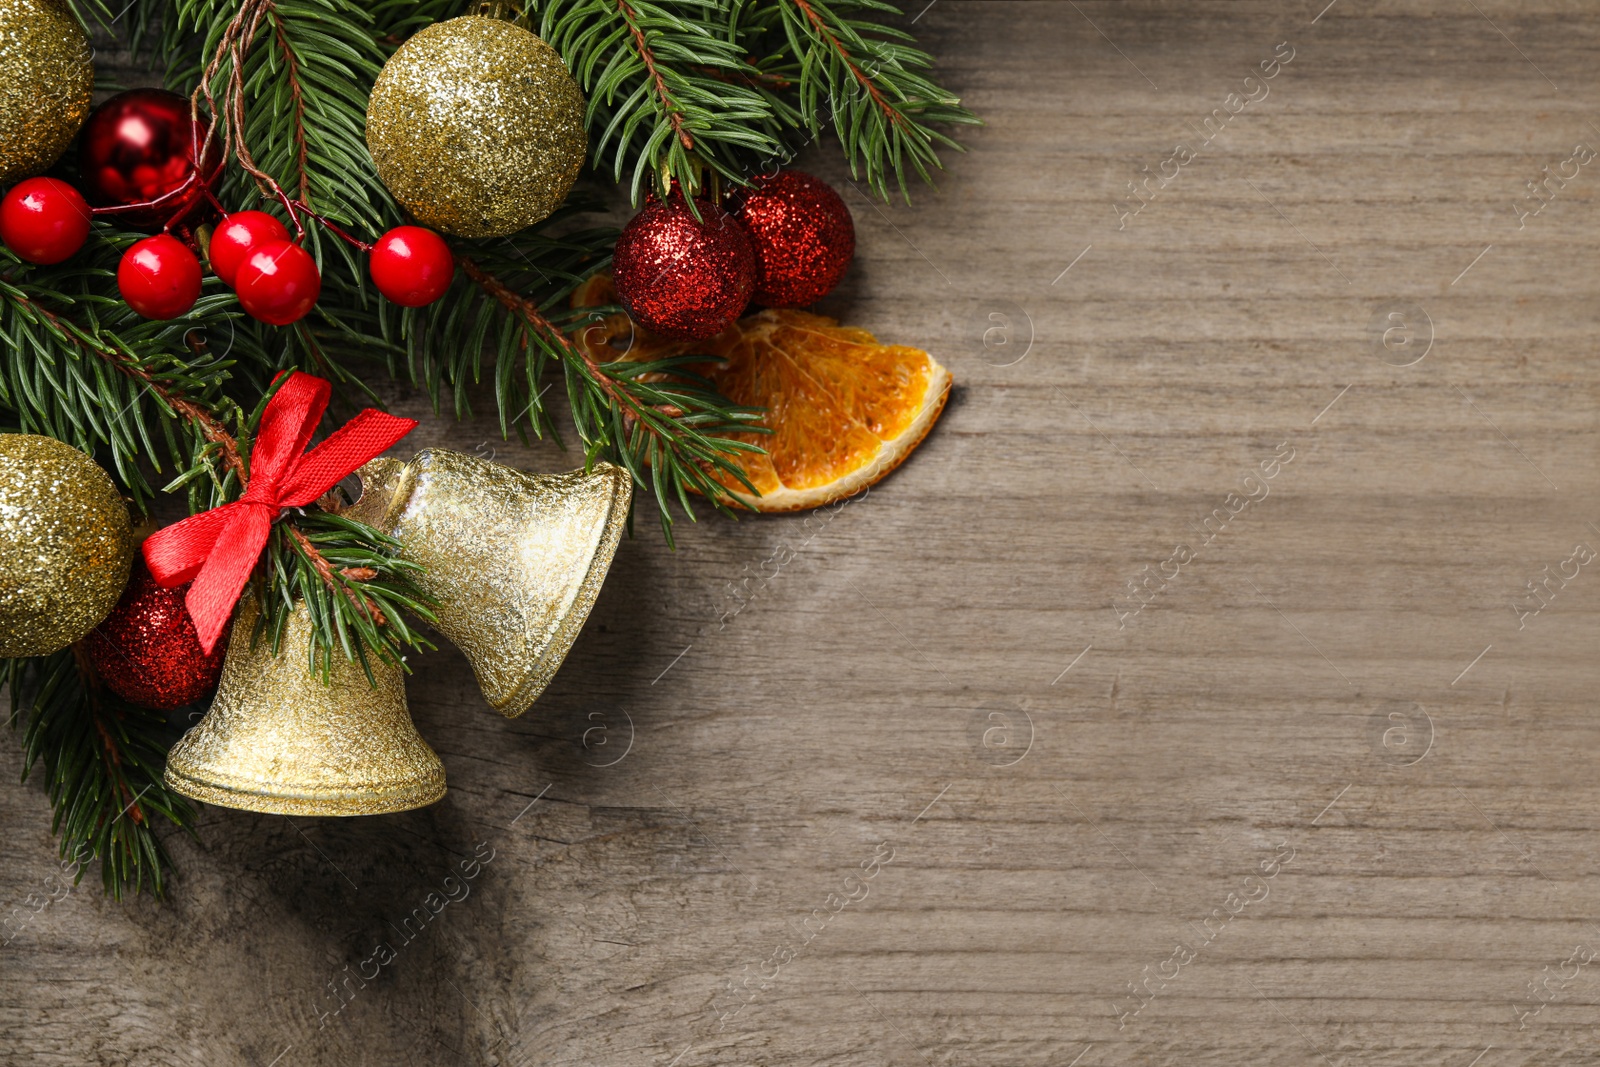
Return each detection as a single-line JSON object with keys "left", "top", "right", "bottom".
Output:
{"left": 350, "top": 450, "right": 631, "bottom": 717}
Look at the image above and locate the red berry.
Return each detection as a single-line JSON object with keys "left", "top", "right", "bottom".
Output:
{"left": 209, "top": 211, "right": 289, "bottom": 287}
{"left": 235, "top": 240, "right": 321, "bottom": 325}
{"left": 118, "top": 235, "right": 202, "bottom": 320}
{"left": 1, "top": 178, "right": 92, "bottom": 264}
{"left": 370, "top": 226, "right": 454, "bottom": 307}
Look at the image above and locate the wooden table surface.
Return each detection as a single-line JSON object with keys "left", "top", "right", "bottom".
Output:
{"left": 7, "top": 2, "right": 1600, "bottom": 1064}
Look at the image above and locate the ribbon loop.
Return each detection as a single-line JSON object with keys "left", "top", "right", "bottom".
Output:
{"left": 142, "top": 371, "right": 417, "bottom": 654}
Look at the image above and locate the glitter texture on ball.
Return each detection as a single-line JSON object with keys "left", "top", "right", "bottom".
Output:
{"left": 0, "top": 0, "right": 94, "bottom": 183}
{"left": 365, "top": 16, "right": 587, "bottom": 238}
{"left": 729, "top": 170, "right": 856, "bottom": 308}
{"left": 86, "top": 560, "right": 227, "bottom": 709}
{"left": 612, "top": 197, "right": 756, "bottom": 341}
{"left": 0, "top": 434, "right": 134, "bottom": 657}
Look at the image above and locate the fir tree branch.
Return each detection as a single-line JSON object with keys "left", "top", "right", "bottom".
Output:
{"left": 755, "top": 0, "right": 979, "bottom": 199}
{"left": 531, "top": 0, "right": 790, "bottom": 202}
{"left": 260, "top": 509, "right": 436, "bottom": 683}
{"left": 0, "top": 238, "right": 256, "bottom": 507}
{"left": 787, "top": 0, "right": 906, "bottom": 127}
{"left": 4, "top": 651, "right": 196, "bottom": 900}
{"left": 459, "top": 254, "right": 766, "bottom": 540}
{"left": 619, "top": 0, "right": 696, "bottom": 152}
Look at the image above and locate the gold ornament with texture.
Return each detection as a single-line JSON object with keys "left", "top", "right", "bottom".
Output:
{"left": 348, "top": 449, "right": 630, "bottom": 717}
{"left": 0, "top": 0, "right": 93, "bottom": 182}
{"left": 365, "top": 15, "right": 587, "bottom": 238}
{"left": 0, "top": 434, "right": 133, "bottom": 657}
{"left": 163, "top": 598, "right": 447, "bottom": 816}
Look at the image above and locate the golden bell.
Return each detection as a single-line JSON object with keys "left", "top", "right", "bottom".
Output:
{"left": 163, "top": 599, "right": 446, "bottom": 816}
{"left": 348, "top": 450, "right": 630, "bottom": 717}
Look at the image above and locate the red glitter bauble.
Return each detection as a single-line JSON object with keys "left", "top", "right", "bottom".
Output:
{"left": 78, "top": 89, "right": 223, "bottom": 230}
{"left": 85, "top": 560, "right": 228, "bottom": 710}
{"left": 612, "top": 196, "right": 755, "bottom": 341}
{"left": 728, "top": 170, "right": 855, "bottom": 308}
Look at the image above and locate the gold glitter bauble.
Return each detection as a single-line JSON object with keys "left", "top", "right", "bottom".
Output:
{"left": 164, "top": 598, "right": 446, "bottom": 816}
{"left": 0, "top": 434, "right": 133, "bottom": 657}
{"left": 365, "top": 16, "right": 587, "bottom": 238}
{"left": 0, "top": 0, "right": 93, "bottom": 183}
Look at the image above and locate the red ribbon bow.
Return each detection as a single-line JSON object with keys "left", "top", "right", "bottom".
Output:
{"left": 143, "top": 371, "right": 417, "bottom": 654}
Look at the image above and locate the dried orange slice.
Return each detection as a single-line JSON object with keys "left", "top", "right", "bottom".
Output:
{"left": 693, "top": 310, "right": 951, "bottom": 511}
{"left": 571, "top": 273, "right": 693, "bottom": 367}
{"left": 572, "top": 274, "right": 951, "bottom": 512}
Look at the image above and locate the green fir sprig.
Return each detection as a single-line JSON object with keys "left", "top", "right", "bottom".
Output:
{"left": 4, "top": 650, "right": 195, "bottom": 900}
{"left": 1, "top": 0, "right": 974, "bottom": 895}
{"left": 262, "top": 509, "right": 436, "bottom": 682}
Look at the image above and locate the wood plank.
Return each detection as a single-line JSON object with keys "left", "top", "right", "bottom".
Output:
{"left": 5, "top": 2, "right": 1600, "bottom": 1064}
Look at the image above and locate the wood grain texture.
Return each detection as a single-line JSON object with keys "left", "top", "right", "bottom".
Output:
{"left": 7, "top": 2, "right": 1600, "bottom": 1064}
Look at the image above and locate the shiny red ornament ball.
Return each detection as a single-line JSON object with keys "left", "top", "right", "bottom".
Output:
{"left": 0, "top": 178, "right": 91, "bottom": 264}
{"left": 612, "top": 196, "right": 755, "bottom": 341}
{"left": 118, "top": 235, "right": 202, "bottom": 320}
{"left": 236, "top": 239, "right": 321, "bottom": 325}
{"left": 85, "top": 560, "right": 228, "bottom": 710}
{"left": 209, "top": 211, "right": 289, "bottom": 287}
{"left": 729, "top": 170, "right": 855, "bottom": 308}
{"left": 370, "top": 225, "right": 454, "bottom": 307}
{"left": 79, "top": 89, "right": 222, "bottom": 230}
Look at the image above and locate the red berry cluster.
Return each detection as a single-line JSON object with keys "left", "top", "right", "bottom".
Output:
{"left": 0, "top": 88, "right": 456, "bottom": 327}
{"left": 611, "top": 170, "right": 856, "bottom": 342}
{"left": 206, "top": 211, "right": 319, "bottom": 325}
{"left": 0, "top": 189, "right": 455, "bottom": 323}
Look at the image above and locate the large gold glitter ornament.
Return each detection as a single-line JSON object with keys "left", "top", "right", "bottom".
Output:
{"left": 348, "top": 450, "right": 630, "bottom": 717}
{"left": 0, "top": 0, "right": 93, "bottom": 183}
{"left": 365, "top": 15, "right": 587, "bottom": 238}
{"left": 163, "top": 598, "right": 446, "bottom": 816}
{"left": 0, "top": 434, "right": 132, "bottom": 658}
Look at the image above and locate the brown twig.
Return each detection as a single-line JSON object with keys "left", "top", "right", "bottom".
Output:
{"left": 617, "top": 0, "right": 695, "bottom": 150}
{"left": 5, "top": 290, "right": 247, "bottom": 481}
{"left": 192, "top": 0, "right": 325, "bottom": 235}
{"left": 457, "top": 257, "right": 571, "bottom": 346}
{"left": 286, "top": 524, "right": 387, "bottom": 626}
{"left": 270, "top": 13, "right": 313, "bottom": 206}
